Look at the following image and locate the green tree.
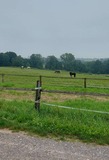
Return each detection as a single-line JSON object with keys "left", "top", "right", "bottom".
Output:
{"left": 103, "top": 59, "right": 109, "bottom": 74}
{"left": 5, "top": 51, "right": 17, "bottom": 66}
{"left": 45, "top": 55, "right": 62, "bottom": 70}
{"left": 12, "top": 56, "right": 24, "bottom": 67}
{"left": 30, "top": 54, "right": 43, "bottom": 69}
{"left": 75, "top": 60, "right": 86, "bottom": 72}
{"left": 0, "top": 53, "right": 10, "bottom": 66}
{"left": 92, "top": 60, "right": 103, "bottom": 74}
{"left": 60, "top": 53, "right": 75, "bottom": 71}
{"left": 0, "top": 53, "right": 3, "bottom": 66}
{"left": 23, "top": 58, "right": 30, "bottom": 67}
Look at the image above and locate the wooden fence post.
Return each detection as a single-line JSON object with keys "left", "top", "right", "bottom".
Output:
{"left": 84, "top": 78, "right": 87, "bottom": 88}
{"left": 2, "top": 74, "right": 4, "bottom": 83}
{"left": 40, "top": 75, "right": 42, "bottom": 87}
{"left": 35, "top": 80, "right": 42, "bottom": 112}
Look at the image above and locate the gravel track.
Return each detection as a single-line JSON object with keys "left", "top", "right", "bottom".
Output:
{"left": 0, "top": 129, "right": 109, "bottom": 160}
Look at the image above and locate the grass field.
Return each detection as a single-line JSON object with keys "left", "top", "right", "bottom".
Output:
{"left": 0, "top": 67, "right": 109, "bottom": 145}
{"left": 1, "top": 67, "right": 109, "bottom": 94}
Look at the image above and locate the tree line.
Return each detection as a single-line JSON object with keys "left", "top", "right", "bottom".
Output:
{"left": 0, "top": 51, "right": 109, "bottom": 74}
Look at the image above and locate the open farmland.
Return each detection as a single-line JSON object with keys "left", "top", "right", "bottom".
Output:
{"left": 0, "top": 67, "right": 109, "bottom": 144}
{"left": 1, "top": 67, "right": 109, "bottom": 94}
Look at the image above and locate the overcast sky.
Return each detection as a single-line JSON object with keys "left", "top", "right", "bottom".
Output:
{"left": 0, "top": 0, "right": 109, "bottom": 59}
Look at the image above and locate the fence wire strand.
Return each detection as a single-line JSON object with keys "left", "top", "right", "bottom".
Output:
{"left": 42, "top": 103, "right": 109, "bottom": 115}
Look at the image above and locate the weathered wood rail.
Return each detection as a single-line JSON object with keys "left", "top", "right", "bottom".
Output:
{"left": 1, "top": 74, "right": 109, "bottom": 112}
{"left": 1, "top": 73, "right": 109, "bottom": 89}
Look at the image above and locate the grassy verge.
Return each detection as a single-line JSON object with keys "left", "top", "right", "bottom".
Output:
{"left": 0, "top": 98, "right": 109, "bottom": 145}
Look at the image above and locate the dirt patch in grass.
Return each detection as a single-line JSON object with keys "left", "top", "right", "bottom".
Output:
{"left": 41, "top": 92, "right": 81, "bottom": 103}
{"left": 0, "top": 90, "right": 109, "bottom": 103}
{"left": 0, "top": 90, "right": 34, "bottom": 101}
{"left": 0, "top": 91, "right": 81, "bottom": 103}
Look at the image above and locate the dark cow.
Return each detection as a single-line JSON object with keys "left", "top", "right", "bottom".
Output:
{"left": 54, "top": 70, "right": 61, "bottom": 73}
{"left": 69, "top": 72, "right": 76, "bottom": 78}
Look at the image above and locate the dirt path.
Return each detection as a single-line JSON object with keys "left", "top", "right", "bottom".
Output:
{"left": 0, "top": 129, "right": 109, "bottom": 160}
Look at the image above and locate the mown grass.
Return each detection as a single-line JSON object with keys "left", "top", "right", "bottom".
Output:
{"left": 0, "top": 98, "right": 109, "bottom": 145}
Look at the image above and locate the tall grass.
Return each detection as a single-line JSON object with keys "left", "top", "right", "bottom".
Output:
{"left": 0, "top": 99, "right": 109, "bottom": 144}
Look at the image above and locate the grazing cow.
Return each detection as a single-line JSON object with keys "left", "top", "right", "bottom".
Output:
{"left": 54, "top": 70, "right": 61, "bottom": 73}
{"left": 69, "top": 72, "right": 76, "bottom": 78}
{"left": 27, "top": 66, "right": 31, "bottom": 69}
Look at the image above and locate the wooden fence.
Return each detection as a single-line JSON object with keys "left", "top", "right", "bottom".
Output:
{"left": 1, "top": 74, "right": 109, "bottom": 112}
{"left": 1, "top": 74, "right": 109, "bottom": 89}
{"left": 40, "top": 75, "right": 109, "bottom": 89}
{"left": 0, "top": 73, "right": 39, "bottom": 83}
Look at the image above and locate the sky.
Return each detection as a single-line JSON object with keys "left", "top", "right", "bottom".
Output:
{"left": 0, "top": 0, "right": 109, "bottom": 59}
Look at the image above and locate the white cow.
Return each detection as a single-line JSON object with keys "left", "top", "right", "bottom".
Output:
{"left": 27, "top": 66, "right": 31, "bottom": 69}
{"left": 21, "top": 66, "right": 24, "bottom": 69}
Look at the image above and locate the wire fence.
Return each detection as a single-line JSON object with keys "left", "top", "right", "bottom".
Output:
{"left": 42, "top": 103, "right": 109, "bottom": 115}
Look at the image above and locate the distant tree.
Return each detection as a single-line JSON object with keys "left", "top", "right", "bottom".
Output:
{"left": 84, "top": 61, "right": 94, "bottom": 73}
{"left": 5, "top": 51, "right": 17, "bottom": 66}
{"left": 45, "top": 55, "right": 62, "bottom": 70}
{"left": 30, "top": 54, "right": 43, "bottom": 69}
{"left": 90, "top": 60, "right": 103, "bottom": 74}
{"left": 0, "top": 53, "right": 10, "bottom": 66}
{"left": 60, "top": 53, "right": 75, "bottom": 71}
{"left": 0, "top": 53, "right": 4, "bottom": 66}
{"left": 103, "top": 59, "right": 109, "bottom": 74}
{"left": 12, "top": 56, "right": 24, "bottom": 67}
{"left": 74, "top": 60, "right": 86, "bottom": 72}
{"left": 23, "top": 58, "right": 30, "bottom": 67}
{"left": 84, "top": 60, "right": 104, "bottom": 74}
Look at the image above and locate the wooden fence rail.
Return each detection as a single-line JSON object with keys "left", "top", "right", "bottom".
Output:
{"left": 0, "top": 73, "right": 39, "bottom": 83}
{"left": 1, "top": 74, "right": 109, "bottom": 89}
{"left": 41, "top": 76, "right": 109, "bottom": 89}
{"left": 0, "top": 74, "right": 109, "bottom": 113}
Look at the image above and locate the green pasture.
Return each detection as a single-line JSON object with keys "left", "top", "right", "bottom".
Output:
{"left": 0, "top": 67, "right": 109, "bottom": 144}
{"left": 0, "top": 67, "right": 109, "bottom": 95}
